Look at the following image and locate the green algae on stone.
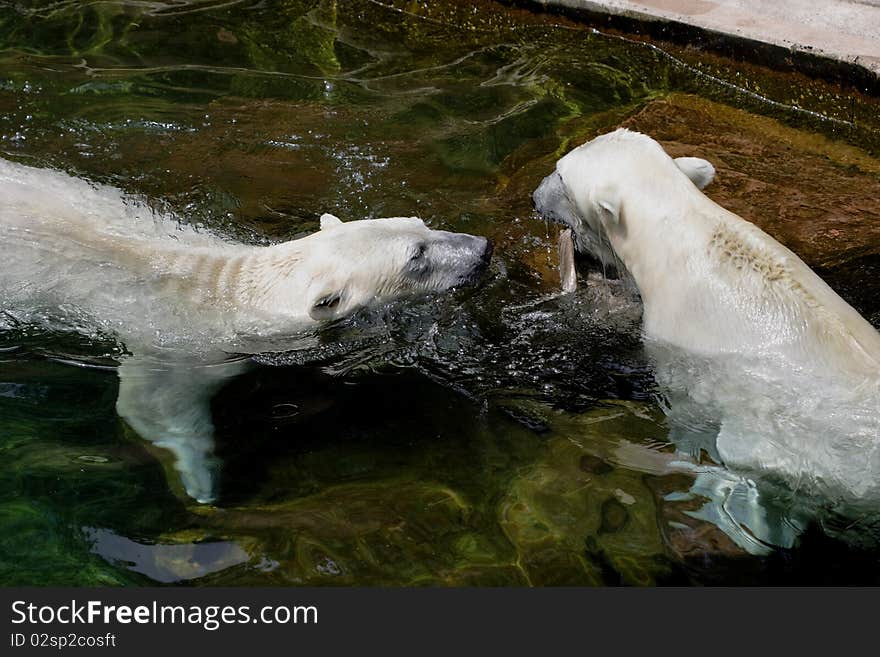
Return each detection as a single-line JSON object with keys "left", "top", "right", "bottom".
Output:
{"left": 498, "top": 401, "right": 681, "bottom": 585}
{"left": 168, "top": 480, "right": 528, "bottom": 585}
{"left": 0, "top": 501, "right": 134, "bottom": 586}
{"left": 236, "top": 0, "right": 343, "bottom": 88}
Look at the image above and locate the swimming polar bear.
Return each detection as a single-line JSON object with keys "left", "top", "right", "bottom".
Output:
{"left": 0, "top": 158, "right": 491, "bottom": 502}
{"left": 0, "top": 159, "right": 492, "bottom": 346}
{"left": 533, "top": 129, "right": 880, "bottom": 551}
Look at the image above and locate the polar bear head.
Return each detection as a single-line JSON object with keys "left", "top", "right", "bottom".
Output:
{"left": 533, "top": 129, "right": 715, "bottom": 272}
{"left": 268, "top": 214, "right": 492, "bottom": 322}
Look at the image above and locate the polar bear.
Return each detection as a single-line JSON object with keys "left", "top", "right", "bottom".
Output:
{"left": 0, "top": 158, "right": 492, "bottom": 502}
{"left": 0, "top": 159, "right": 492, "bottom": 347}
{"left": 533, "top": 129, "right": 880, "bottom": 551}
{"left": 534, "top": 129, "right": 880, "bottom": 380}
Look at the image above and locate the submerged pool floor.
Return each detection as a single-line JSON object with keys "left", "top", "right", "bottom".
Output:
{"left": 1, "top": 0, "right": 879, "bottom": 585}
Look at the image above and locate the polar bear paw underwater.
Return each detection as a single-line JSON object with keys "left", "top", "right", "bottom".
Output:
{"left": 534, "top": 128, "right": 880, "bottom": 551}
{"left": 0, "top": 158, "right": 492, "bottom": 502}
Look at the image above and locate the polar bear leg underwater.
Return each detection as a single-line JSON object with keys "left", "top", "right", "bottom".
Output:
{"left": 0, "top": 158, "right": 493, "bottom": 503}
{"left": 532, "top": 129, "right": 880, "bottom": 549}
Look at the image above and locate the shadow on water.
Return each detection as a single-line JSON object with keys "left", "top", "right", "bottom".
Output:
{"left": 1, "top": 0, "right": 880, "bottom": 584}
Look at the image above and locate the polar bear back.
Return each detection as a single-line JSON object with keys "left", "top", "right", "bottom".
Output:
{"left": 697, "top": 201, "right": 880, "bottom": 378}
{"left": 0, "top": 158, "right": 256, "bottom": 344}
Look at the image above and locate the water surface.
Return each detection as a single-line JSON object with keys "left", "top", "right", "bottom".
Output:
{"left": 2, "top": 0, "right": 880, "bottom": 585}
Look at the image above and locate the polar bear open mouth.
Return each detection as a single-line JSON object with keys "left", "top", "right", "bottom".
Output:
{"left": 547, "top": 211, "right": 623, "bottom": 292}
{"left": 532, "top": 168, "right": 625, "bottom": 292}
{"left": 534, "top": 155, "right": 714, "bottom": 293}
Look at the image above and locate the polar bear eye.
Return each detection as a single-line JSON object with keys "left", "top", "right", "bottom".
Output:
{"left": 409, "top": 244, "right": 427, "bottom": 261}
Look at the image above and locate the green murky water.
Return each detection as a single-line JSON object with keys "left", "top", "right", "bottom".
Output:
{"left": 2, "top": 0, "right": 880, "bottom": 585}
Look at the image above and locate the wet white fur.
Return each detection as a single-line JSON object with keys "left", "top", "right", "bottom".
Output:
{"left": 0, "top": 159, "right": 474, "bottom": 351}
{"left": 553, "top": 129, "right": 880, "bottom": 381}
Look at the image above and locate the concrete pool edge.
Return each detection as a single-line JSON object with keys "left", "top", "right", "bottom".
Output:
{"left": 509, "top": 0, "right": 880, "bottom": 95}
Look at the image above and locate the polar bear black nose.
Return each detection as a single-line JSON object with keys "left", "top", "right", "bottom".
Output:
{"left": 429, "top": 231, "right": 493, "bottom": 288}
{"left": 533, "top": 171, "right": 575, "bottom": 229}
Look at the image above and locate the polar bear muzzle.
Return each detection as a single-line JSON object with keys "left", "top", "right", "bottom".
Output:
{"left": 532, "top": 169, "right": 621, "bottom": 283}
{"left": 299, "top": 217, "right": 492, "bottom": 322}
{"left": 407, "top": 231, "right": 493, "bottom": 291}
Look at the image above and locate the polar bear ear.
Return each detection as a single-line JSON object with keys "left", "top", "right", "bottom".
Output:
{"left": 320, "top": 213, "right": 343, "bottom": 230}
{"left": 674, "top": 157, "right": 715, "bottom": 190}
{"left": 591, "top": 185, "right": 621, "bottom": 227}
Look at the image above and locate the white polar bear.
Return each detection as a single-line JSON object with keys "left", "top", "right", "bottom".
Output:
{"left": 0, "top": 159, "right": 491, "bottom": 348}
{"left": 534, "top": 129, "right": 880, "bottom": 551}
{"left": 0, "top": 158, "right": 491, "bottom": 502}
{"left": 534, "top": 129, "right": 880, "bottom": 379}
